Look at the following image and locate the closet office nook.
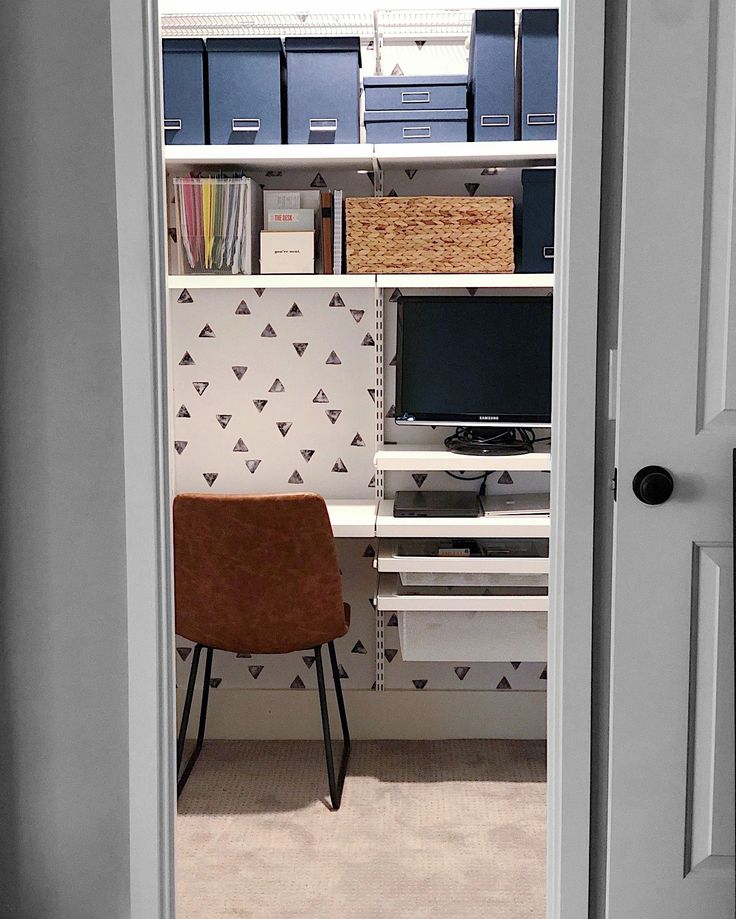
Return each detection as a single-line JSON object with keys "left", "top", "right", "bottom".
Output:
{"left": 162, "top": 6, "right": 557, "bottom": 916}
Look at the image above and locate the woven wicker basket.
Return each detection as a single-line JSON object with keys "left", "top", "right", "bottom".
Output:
{"left": 345, "top": 195, "right": 515, "bottom": 274}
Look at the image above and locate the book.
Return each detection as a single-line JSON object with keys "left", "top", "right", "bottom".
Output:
{"left": 266, "top": 208, "right": 315, "bottom": 232}
{"left": 320, "top": 191, "right": 333, "bottom": 275}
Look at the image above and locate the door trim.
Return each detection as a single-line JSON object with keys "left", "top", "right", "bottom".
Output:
{"left": 110, "top": 1, "right": 606, "bottom": 916}
{"left": 548, "top": 1, "right": 605, "bottom": 916}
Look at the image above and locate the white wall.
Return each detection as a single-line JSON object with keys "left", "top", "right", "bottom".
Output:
{"left": 0, "top": 2, "right": 132, "bottom": 916}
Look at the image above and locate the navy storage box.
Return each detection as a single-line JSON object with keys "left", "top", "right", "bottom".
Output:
{"left": 207, "top": 38, "right": 285, "bottom": 145}
{"left": 468, "top": 10, "right": 515, "bottom": 141}
{"left": 285, "top": 37, "right": 361, "bottom": 144}
{"left": 162, "top": 39, "right": 206, "bottom": 145}
{"left": 521, "top": 168, "right": 555, "bottom": 272}
{"left": 365, "top": 109, "right": 468, "bottom": 143}
{"left": 520, "top": 10, "right": 559, "bottom": 141}
{"left": 364, "top": 75, "right": 467, "bottom": 112}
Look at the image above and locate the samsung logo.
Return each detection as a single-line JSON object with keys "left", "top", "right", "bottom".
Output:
{"left": 479, "top": 415, "right": 499, "bottom": 421}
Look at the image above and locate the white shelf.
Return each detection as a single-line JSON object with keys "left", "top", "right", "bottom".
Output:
{"left": 377, "top": 273, "right": 553, "bottom": 291}
{"left": 168, "top": 274, "right": 375, "bottom": 290}
{"left": 377, "top": 541, "right": 549, "bottom": 575}
{"left": 376, "top": 574, "right": 548, "bottom": 611}
{"left": 164, "top": 141, "right": 556, "bottom": 172}
{"left": 375, "top": 444, "right": 552, "bottom": 472}
{"left": 375, "top": 140, "right": 557, "bottom": 169}
{"left": 326, "top": 499, "right": 377, "bottom": 538}
{"left": 164, "top": 143, "right": 375, "bottom": 171}
{"left": 376, "top": 499, "right": 551, "bottom": 539}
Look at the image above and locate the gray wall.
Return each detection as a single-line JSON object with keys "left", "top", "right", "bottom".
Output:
{"left": 0, "top": 2, "right": 131, "bottom": 917}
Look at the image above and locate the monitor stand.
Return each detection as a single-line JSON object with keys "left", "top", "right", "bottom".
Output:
{"left": 444, "top": 427, "right": 533, "bottom": 456}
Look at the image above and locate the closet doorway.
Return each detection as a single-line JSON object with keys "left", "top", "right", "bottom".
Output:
{"left": 118, "top": 1, "right": 603, "bottom": 916}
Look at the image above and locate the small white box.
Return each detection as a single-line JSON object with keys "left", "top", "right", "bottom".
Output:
{"left": 260, "top": 230, "right": 315, "bottom": 274}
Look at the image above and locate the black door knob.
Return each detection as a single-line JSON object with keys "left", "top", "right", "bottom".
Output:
{"left": 632, "top": 465, "right": 674, "bottom": 505}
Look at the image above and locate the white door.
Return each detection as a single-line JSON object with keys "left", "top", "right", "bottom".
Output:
{"left": 606, "top": 2, "right": 735, "bottom": 917}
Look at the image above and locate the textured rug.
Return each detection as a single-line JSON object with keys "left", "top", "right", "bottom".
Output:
{"left": 177, "top": 739, "right": 546, "bottom": 919}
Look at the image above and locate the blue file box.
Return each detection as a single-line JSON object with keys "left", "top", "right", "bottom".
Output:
{"left": 520, "top": 10, "right": 559, "bottom": 141}
{"left": 363, "top": 75, "right": 467, "bottom": 113}
{"left": 365, "top": 109, "right": 468, "bottom": 143}
{"left": 285, "top": 38, "right": 362, "bottom": 144}
{"left": 207, "top": 38, "right": 285, "bottom": 145}
{"left": 468, "top": 10, "right": 516, "bottom": 141}
{"left": 521, "top": 168, "right": 555, "bottom": 272}
{"left": 162, "top": 39, "right": 206, "bottom": 145}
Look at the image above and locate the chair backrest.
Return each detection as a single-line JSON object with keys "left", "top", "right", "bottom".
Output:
{"left": 173, "top": 493, "right": 348, "bottom": 654}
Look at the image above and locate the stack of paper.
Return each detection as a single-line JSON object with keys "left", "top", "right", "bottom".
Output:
{"left": 173, "top": 175, "right": 260, "bottom": 274}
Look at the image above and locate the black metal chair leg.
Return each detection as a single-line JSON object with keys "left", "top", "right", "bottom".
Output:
{"left": 315, "top": 643, "right": 350, "bottom": 810}
{"left": 177, "top": 645, "right": 213, "bottom": 798}
{"left": 177, "top": 644, "right": 203, "bottom": 773}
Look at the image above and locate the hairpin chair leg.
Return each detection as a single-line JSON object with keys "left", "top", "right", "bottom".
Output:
{"left": 177, "top": 644, "right": 213, "bottom": 798}
{"left": 314, "top": 642, "right": 351, "bottom": 810}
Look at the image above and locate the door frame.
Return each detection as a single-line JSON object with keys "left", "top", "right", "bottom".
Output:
{"left": 112, "top": 1, "right": 605, "bottom": 916}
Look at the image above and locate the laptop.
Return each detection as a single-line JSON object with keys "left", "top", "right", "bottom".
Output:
{"left": 393, "top": 490, "right": 482, "bottom": 518}
{"left": 481, "top": 493, "right": 551, "bottom": 516}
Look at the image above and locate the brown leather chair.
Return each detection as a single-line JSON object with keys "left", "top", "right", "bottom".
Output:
{"left": 173, "top": 492, "right": 351, "bottom": 809}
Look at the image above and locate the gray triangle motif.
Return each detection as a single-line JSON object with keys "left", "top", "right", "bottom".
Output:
{"left": 386, "top": 404, "right": 396, "bottom": 418}
{"left": 176, "top": 405, "right": 190, "bottom": 418}
{"left": 331, "top": 458, "right": 348, "bottom": 473}
{"left": 302, "top": 655, "right": 316, "bottom": 669}
{"left": 389, "top": 353, "right": 397, "bottom": 366}
{"left": 368, "top": 474, "right": 376, "bottom": 488}
{"left": 235, "top": 299, "right": 250, "bottom": 315}
{"left": 261, "top": 323, "right": 277, "bottom": 338}
{"left": 254, "top": 288, "right": 265, "bottom": 297}
{"left": 413, "top": 679, "right": 428, "bottom": 689}
{"left": 300, "top": 449, "right": 315, "bottom": 462}
{"left": 233, "top": 438, "right": 248, "bottom": 452}
{"left": 389, "top": 288, "right": 402, "bottom": 302}
{"left": 293, "top": 342, "right": 308, "bottom": 356}
{"left": 391, "top": 63, "right": 404, "bottom": 76}
{"left": 174, "top": 441, "right": 188, "bottom": 455}
{"left": 329, "top": 292, "right": 345, "bottom": 308}
{"left": 454, "top": 666, "right": 471, "bottom": 681}
{"left": 325, "top": 410, "right": 342, "bottom": 424}
{"left": 288, "top": 470, "right": 304, "bottom": 484}
{"left": 361, "top": 333, "right": 375, "bottom": 346}
{"left": 290, "top": 675, "right": 306, "bottom": 689}
{"left": 326, "top": 350, "right": 341, "bottom": 364}
{"left": 338, "top": 665, "right": 348, "bottom": 679}
{"left": 179, "top": 351, "right": 195, "bottom": 365}
{"left": 350, "top": 309, "right": 365, "bottom": 323}
{"left": 176, "top": 647, "right": 192, "bottom": 661}
{"left": 367, "top": 388, "right": 376, "bottom": 402}
{"left": 498, "top": 471, "right": 514, "bottom": 484}
{"left": 232, "top": 365, "right": 248, "bottom": 380}
{"left": 405, "top": 169, "right": 417, "bottom": 180}
{"left": 216, "top": 414, "right": 232, "bottom": 429}
{"left": 269, "top": 378, "right": 285, "bottom": 392}
{"left": 412, "top": 473, "right": 428, "bottom": 488}
{"left": 310, "top": 172, "right": 327, "bottom": 188}
{"left": 253, "top": 399, "right": 268, "bottom": 413}
{"left": 286, "top": 303, "right": 303, "bottom": 317}
{"left": 248, "top": 666, "right": 264, "bottom": 679}
{"left": 540, "top": 668, "right": 548, "bottom": 680}
{"left": 496, "top": 676, "right": 512, "bottom": 689}
{"left": 199, "top": 324, "right": 215, "bottom": 338}
{"left": 467, "top": 287, "right": 478, "bottom": 296}
{"left": 387, "top": 188, "right": 398, "bottom": 197}
{"left": 245, "top": 459, "right": 261, "bottom": 473}
{"left": 177, "top": 289, "right": 193, "bottom": 303}
{"left": 192, "top": 381, "right": 209, "bottom": 395}
{"left": 209, "top": 678, "right": 222, "bottom": 688}
{"left": 511, "top": 661, "right": 521, "bottom": 670}
{"left": 387, "top": 614, "right": 399, "bottom": 627}
{"left": 351, "top": 433, "right": 365, "bottom": 447}
{"left": 351, "top": 641, "right": 367, "bottom": 654}
{"left": 363, "top": 544, "right": 375, "bottom": 558}
{"left": 385, "top": 648, "right": 398, "bottom": 663}
{"left": 465, "top": 182, "right": 480, "bottom": 196}
{"left": 313, "top": 389, "right": 329, "bottom": 403}
{"left": 203, "top": 472, "right": 218, "bottom": 487}
{"left": 276, "top": 421, "right": 293, "bottom": 437}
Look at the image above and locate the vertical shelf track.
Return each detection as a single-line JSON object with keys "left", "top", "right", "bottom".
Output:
{"left": 372, "top": 152, "right": 385, "bottom": 691}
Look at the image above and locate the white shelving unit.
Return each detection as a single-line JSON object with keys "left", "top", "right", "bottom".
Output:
{"left": 375, "top": 500, "right": 551, "bottom": 540}
{"left": 164, "top": 140, "right": 556, "bottom": 171}
{"left": 376, "top": 273, "right": 553, "bottom": 291}
{"left": 326, "top": 499, "right": 377, "bottom": 538}
{"left": 376, "top": 540, "right": 549, "bottom": 575}
{"left": 376, "top": 574, "right": 548, "bottom": 612}
{"left": 375, "top": 444, "right": 552, "bottom": 472}
{"left": 168, "top": 274, "right": 376, "bottom": 290}
{"left": 169, "top": 273, "right": 553, "bottom": 292}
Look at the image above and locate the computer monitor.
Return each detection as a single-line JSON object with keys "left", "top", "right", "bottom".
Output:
{"left": 395, "top": 295, "right": 553, "bottom": 429}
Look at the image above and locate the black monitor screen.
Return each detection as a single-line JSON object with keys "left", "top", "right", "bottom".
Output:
{"left": 396, "top": 295, "right": 553, "bottom": 426}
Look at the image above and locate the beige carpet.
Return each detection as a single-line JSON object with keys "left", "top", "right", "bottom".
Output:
{"left": 177, "top": 739, "right": 546, "bottom": 919}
